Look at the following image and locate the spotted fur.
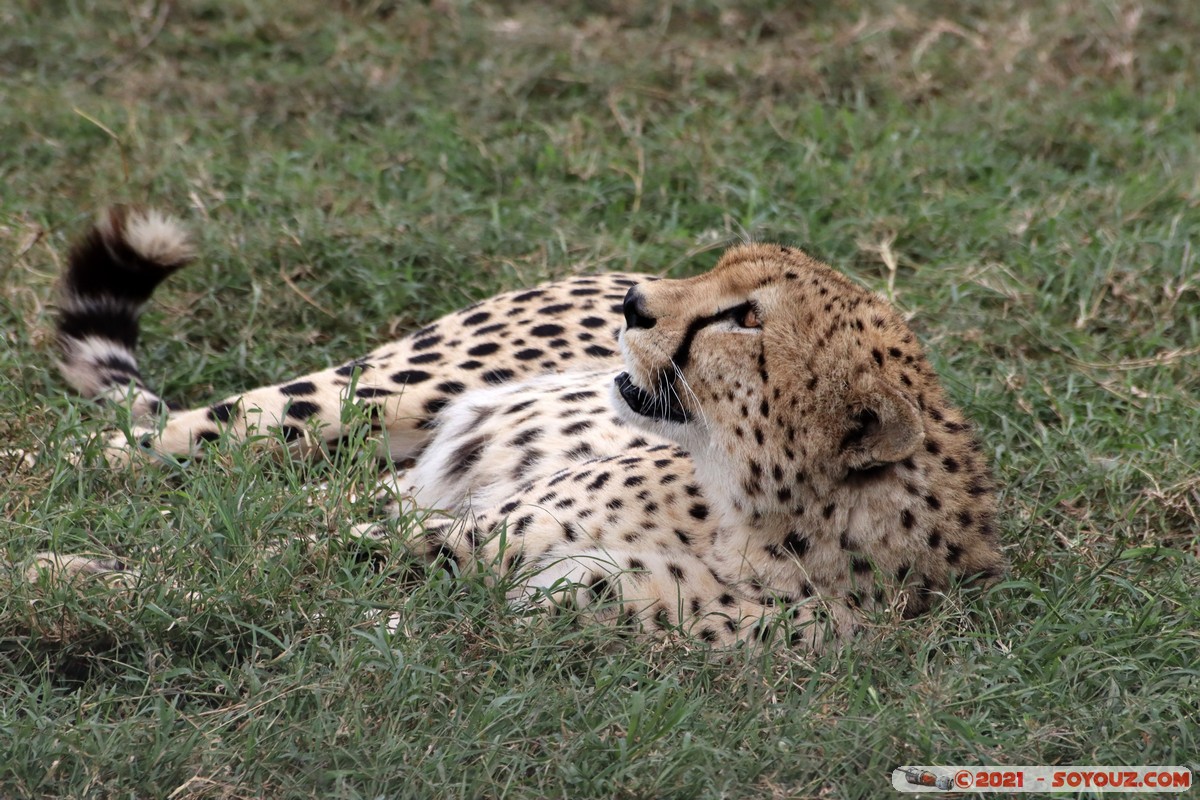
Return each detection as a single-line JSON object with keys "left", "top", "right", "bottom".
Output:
{"left": 39, "top": 210, "right": 1006, "bottom": 649}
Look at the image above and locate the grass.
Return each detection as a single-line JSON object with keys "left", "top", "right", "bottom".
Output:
{"left": 2, "top": 0, "right": 1198, "bottom": 797}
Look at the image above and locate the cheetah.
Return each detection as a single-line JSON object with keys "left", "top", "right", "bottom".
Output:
{"left": 37, "top": 206, "right": 1006, "bottom": 648}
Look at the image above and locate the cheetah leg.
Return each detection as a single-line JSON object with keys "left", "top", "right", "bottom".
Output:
{"left": 22, "top": 552, "right": 139, "bottom": 589}
{"left": 103, "top": 355, "right": 438, "bottom": 466}
{"left": 342, "top": 467, "right": 429, "bottom": 544}
{"left": 425, "top": 518, "right": 858, "bottom": 651}
{"left": 515, "top": 547, "right": 857, "bottom": 650}
{"left": 511, "top": 546, "right": 854, "bottom": 650}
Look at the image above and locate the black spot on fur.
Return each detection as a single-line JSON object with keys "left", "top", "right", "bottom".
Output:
{"left": 447, "top": 435, "right": 489, "bottom": 477}
{"left": 511, "top": 428, "right": 541, "bottom": 447}
{"left": 531, "top": 323, "right": 565, "bottom": 337}
{"left": 468, "top": 341, "right": 501, "bottom": 357}
{"left": 207, "top": 402, "right": 237, "bottom": 423}
{"left": 428, "top": 542, "right": 462, "bottom": 570}
{"left": 286, "top": 401, "right": 320, "bottom": 421}
{"left": 280, "top": 381, "right": 317, "bottom": 396}
{"left": 967, "top": 479, "right": 990, "bottom": 496}
{"left": 423, "top": 397, "right": 451, "bottom": 415}
{"left": 563, "top": 420, "right": 592, "bottom": 435}
{"left": 412, "top": 335, "right": 443, "bottom": 351}
{"left": 565, "top": 443, "right": 594, "bottom": 460}
{"left": 515, "top": 449, "right": 542, "bottom": 476}
{"left": 783, "top": 531, "right": 809, "bottom": 558}
{"left": 391, "top": 370, "right": 432, "bottom": 385}
{"left": 587, "top": 575, "right": 613, "bottom": 602}
{"left": 482, "top": 368, "right": 515, "bottom": 385}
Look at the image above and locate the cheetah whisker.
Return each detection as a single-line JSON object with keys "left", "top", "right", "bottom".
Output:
{"left": 670, "top": 364, "right": 710, "bottom": 433}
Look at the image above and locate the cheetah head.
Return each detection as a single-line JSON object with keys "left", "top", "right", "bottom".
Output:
{"left": 613, "top": 243, "right": 929, "bottom": 510}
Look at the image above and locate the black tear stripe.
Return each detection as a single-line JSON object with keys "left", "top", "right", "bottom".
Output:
{"left": 669, "top": 302, "right": 754, "bottom": 369}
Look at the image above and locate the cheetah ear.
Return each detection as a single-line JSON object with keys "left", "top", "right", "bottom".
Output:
{"left": 840, "top": 378, "right": 924, "bottom": 468}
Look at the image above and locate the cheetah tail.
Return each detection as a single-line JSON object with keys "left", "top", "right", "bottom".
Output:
{"left": 56, "top": 206, "right": 194, "bottom": 419}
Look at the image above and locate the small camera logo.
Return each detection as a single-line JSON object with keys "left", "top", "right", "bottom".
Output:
{"left": 897, "top": 766, "right": 954, "bottom": 791}
{"left": 890, "top": 765, "right": 1191, "bottom": 793}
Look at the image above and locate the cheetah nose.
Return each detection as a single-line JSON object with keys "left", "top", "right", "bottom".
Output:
{"left": 622, "top": 287, "right": 656, "bottom": 330}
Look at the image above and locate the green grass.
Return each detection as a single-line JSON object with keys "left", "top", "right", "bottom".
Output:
{"left": 2, "top": 1, "right": 1198, "bottom": 797}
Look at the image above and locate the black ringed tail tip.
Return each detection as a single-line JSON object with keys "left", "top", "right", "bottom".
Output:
{"left": 56, "top": 207, "right": 193, "bottom": 417}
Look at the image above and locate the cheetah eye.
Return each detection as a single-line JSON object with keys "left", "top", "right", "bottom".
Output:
{"left": 733, "top": 303, "right": 761, "bottom": 329}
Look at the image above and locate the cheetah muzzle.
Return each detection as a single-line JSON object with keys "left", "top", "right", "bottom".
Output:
{"left": 613, "top": 372, "right": 690, "bottom": 425}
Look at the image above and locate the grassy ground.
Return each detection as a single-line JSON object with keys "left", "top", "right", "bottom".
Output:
{"left": 2, "top": 1, "right": 1198, "bottom": 797}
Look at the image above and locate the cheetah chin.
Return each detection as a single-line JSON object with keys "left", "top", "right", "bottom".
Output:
{"left": 32, "top": 207, "right": 1007, "bottom": 650}
{"left": 612, "top": 372, "right": 690, "bottom": 425}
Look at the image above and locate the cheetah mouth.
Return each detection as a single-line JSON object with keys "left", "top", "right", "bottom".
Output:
{"left": 614, "top": 372, "right": 691, "bottom": 424}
